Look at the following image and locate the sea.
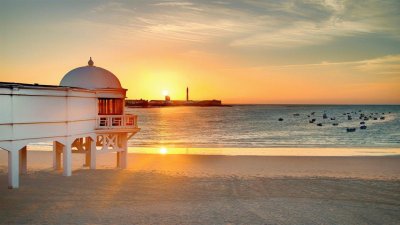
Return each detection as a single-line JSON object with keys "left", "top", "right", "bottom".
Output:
{"left": 27, "top": 105, "right": 400, "bottom": 156}
{"left": 126, "top": 105, "right": 400, "bottom": 149}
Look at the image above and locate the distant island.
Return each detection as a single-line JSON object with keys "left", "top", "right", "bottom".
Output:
{"left": 126, "top": 87, "right": 231, "bottom": 108}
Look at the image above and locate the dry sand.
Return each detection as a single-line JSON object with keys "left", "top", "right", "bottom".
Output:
{"left": 0, "top": 151, "right": 400, "bottom": 224}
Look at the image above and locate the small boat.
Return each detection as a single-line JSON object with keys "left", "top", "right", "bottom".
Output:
{"left": 332, "top": 123, "right": 339, "bottom": 126}
{"left": 278, "top": 118, "right": 284, "bottom": 121}
{"left": 360, "top": 125, "right": 367, "bottom": 129}
{"left": 373, "top": 117, "right": 378, "bottom": 120}
{"left": 346, "top": 128, "right": 356, "bottom": 132}
{"left": 309, "top": 119, "right": 316, "bottom": 123}
{"left": 317, "top": 123, "right": 323, "bottom": 126}
{"left": 293, "top": 113, "right": 300, "bottom": 116}
{"left": 364, "top": 117, "right": 369, "bottom": 121}
{"left": 380, "top": 116, "right": 385, "bottom": 120}
{"left": 330, "top": 117, "right": 336, "bottom": 120}
{"left": 360, "top": 121, "right": 365, "bottom": 125}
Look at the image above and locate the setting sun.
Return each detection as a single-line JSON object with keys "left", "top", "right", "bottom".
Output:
{"left": 159, "top": 147, "right": 168, "bottom": 155}
{"left": 162, "top": 90, "right": 169, "bottom": 97}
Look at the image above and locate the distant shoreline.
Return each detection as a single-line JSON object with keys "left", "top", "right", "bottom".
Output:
{"left": 223, "top": 104, "right": 400, "bottom": 106}
{"left": 125, "top": 99, "right": 232, "bottom": 108}
{"left": 126, "top": 103, "right": 400, "bottom": 107}
{"left": 127, "top": 104, "right": 233, "bottom": 108}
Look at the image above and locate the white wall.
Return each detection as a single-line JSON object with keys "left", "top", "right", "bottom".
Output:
{"left": 0, "top": 95, "right": 12, "bottom": 124}
{"left": 13, "top": 96, "right": 67, "bottom": 123}
{"left": 68, "top": 97, "right": 97, "bottom": 121}
{"left": 0, "top": 86, "right": 98, "bottom": 144}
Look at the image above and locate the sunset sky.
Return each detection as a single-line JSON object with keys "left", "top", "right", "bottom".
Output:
{"left": 1, "top": 0, "right": 399, "bottom": 104}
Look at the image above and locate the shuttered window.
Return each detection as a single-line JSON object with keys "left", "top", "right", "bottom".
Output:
{"left": 98, "top": 98, "right": 123, "bottom": 115}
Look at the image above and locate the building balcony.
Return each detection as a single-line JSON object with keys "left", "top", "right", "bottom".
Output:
{"left": 96, "top": 114, "right": 138, "bottom": 130}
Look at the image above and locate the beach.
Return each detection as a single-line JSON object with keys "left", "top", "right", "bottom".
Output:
{"left": 1, "top": 150, "right": 400, "bottom": 224}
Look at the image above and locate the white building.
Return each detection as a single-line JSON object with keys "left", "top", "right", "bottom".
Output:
{"left": 0, "top": 58, "right": 140, "bottom": 189}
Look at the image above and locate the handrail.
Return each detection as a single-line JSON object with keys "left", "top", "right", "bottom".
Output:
{"left": 96, "top": 114, "right": 138, "bottom": 129}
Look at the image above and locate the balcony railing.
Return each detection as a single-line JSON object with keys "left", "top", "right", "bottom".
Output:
{"left": 96, "top": 114, "right": 138, "bottom": 129}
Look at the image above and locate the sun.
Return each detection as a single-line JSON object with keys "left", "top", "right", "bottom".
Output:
{"left": 160, "top": 147, "right": 168, "bottom": 154}
{"left": 162, "top": 90, "right": 169, "bottom": 96}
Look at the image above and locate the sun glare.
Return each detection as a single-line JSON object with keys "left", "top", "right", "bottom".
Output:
{"left": 160, "top": 147, "right": 168, "bottom": 154}
{"left": 162, "top": 90, "right": 169, "bottom": 96}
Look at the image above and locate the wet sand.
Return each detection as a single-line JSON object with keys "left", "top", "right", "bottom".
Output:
{"left": 0, "top": 151, "right": 400, "bottom": 224}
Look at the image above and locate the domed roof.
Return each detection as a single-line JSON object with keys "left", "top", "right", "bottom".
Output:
{"left": 60, "top": 58, "right": 122, "bottom": 89}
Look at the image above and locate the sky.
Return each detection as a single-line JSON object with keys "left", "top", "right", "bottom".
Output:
{"left": 1, "top": 0, "right": 400, "bottom": 104}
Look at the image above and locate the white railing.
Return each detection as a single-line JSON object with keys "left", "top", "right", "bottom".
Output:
{"left": 96, "top": 114, "right": 138, "bottom": 129}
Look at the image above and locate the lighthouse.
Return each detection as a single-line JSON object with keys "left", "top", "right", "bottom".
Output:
{"left": 186, "top": 86, "right": 189, "bottom": 102}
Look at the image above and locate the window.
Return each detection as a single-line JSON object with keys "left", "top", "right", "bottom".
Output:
{"left": 98, "top": 98, "right": 123, "bottom": 115}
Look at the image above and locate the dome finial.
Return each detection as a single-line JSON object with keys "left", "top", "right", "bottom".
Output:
{"left": 88, "top": 57, "right": 94, "bottom": 66}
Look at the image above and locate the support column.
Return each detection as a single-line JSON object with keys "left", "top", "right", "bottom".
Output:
{"left": 63, "top": 142, "right": 72, "bottom": 176}
{"left": 53, "top": 141, "right": 62, "bottom": 170}
{"left": 84, "top": 137, "right": 91, "bottom": 167}
{"left": 90, "top": 137, "right": 96, "bottom": 169}
{"left": 120, "top": 150, "right": 127, "bottom": 169}
{"left": 19, "top": 146, "right": 27, "bottom": 174}
{"left": 8, "top": 150, "right": 19, "bottom": 189}
{"left": 120, "top": 134, "right": 128, "bottom": 169}
{"left": 116, "top": 152, "right": 121, "bottom": 168}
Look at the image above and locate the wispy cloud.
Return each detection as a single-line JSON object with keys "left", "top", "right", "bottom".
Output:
{"left": 229, "top": 0, "right": 395, "bottom": 47}
{"left": 356, "top": 55, "right": 400, "bottom": 75}
{"left": 81, "top": 0, "right": 400, "bottom": 49}
{"left": 272, "top": 54, "right": 400, "bottom": 76}
{"left": 230, "top": 19, "right": 371, "bottom": 47}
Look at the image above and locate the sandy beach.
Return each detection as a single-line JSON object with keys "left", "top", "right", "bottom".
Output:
{"left": 0, "top": 150, "right": 400, "bottom": 224}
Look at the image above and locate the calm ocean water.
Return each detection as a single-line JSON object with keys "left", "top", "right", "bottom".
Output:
{"left": 127, "top": 105, "right": 400, "bottom": 148}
